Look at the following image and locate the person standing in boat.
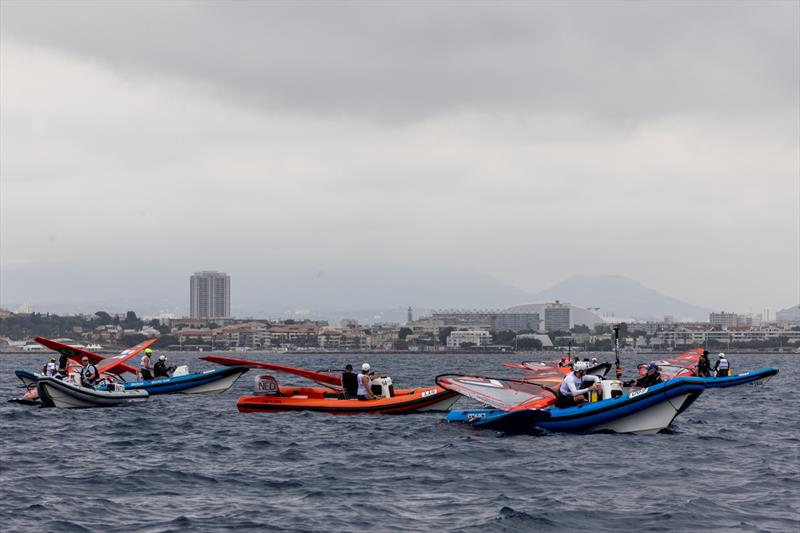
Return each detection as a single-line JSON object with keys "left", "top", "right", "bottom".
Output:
{"left": 79, "top": 356, "right": 100, "bottom": 388}
{"left": 697, "top": 350, "right": 712, "bottom": 377}
{"left": 342, "top": 364, "right": 358, "bottom": 399}
{"left": 624, "top": 364, "right": 663, "bottom": 388}
{"left": 357, "top": 363, "right": 376, "bottom": 401}
{"left": 42, "top": 357, "right": 58, "bottom": 377}
{"left": 140, "top": 348, "right": 154, "bottom": 381}
{"left": 556, "top": 362, "right": 602, "bottom": 408}
{"left": 715, "top": 353, "right": 730, "bottom": 377}
{"left": 57, "top": 351, "right": 69, "bottom": 377}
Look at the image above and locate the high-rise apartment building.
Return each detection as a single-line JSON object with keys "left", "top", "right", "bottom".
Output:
{"left": 544, "top": 302, "right": 571, "bottom": 332}
{"left": 709, "top": 311, "right": 738, "bottom": 329}
{"left": 190, "top": 271, "right": 231, "bottom": 319}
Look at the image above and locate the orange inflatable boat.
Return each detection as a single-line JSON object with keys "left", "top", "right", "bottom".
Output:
{"left": 201, "top": 356, "right": 460, "bottom": 414}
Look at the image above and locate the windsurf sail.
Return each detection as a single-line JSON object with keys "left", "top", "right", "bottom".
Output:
{"left": 34, "top": 336, "right": 138, "bottom": 375}
{"left": 201, "top": 356, "right": 342, "bottom": 387}
{"left": 436, "top": 375, "right": 555, "bottom": 411}
{"left": 503, "top": 361, "right": 611, "bottom": 384}
{"left": 96, "top": 338, "right": 157, "bottom": 374}
{"left": 642, "top": 349, "right": 703, "bottom": 380}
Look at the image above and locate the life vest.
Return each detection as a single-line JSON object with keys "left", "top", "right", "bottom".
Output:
{"left": 717, "top": 358, "right": 729, "bottom": 370}
{"left": 81, "top": 364, "right": 98, "bottom": 384}
{"left": 44, "top": 362, "right": 57, "bottom": 376}
{"left": 140, "top": 355, "right": 151, "bottom": 370}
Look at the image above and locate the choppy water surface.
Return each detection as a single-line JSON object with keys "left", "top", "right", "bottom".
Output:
{"left": 1, "top": 351, "right": 798, "bottom": 532}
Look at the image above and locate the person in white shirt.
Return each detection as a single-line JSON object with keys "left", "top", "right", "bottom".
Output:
{"left": 356, "top": 363, "right": 376, "bottom": 401}
{"left": 42, "top": 357, "right": 58, "bottom": 377}
{"left": 556, "top": 362, "right": 602, "bottom": 408}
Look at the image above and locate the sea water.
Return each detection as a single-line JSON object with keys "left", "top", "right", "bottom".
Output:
{"left": 1, "top": 352, "right": 797, "bottom": 532}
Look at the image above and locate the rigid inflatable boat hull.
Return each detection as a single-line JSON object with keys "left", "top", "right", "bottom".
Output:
{"left": 238, "top": 386, "right": 459, "bottom": 415}
{"left": 36, "top": 377, "right": 149, "bottom": 409}
{"left": 118, "top": 367, "right": 249, "bottom": 395}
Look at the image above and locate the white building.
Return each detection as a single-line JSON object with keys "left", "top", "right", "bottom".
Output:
{"left": 446, "top": 330, "right": 492, "bottom": 348}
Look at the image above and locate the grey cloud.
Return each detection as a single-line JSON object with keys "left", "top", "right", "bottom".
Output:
{"left": 2, "top": 1, "right": 797, "bottom": 123}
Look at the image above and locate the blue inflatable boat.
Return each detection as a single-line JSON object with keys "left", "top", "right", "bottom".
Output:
{"left": 102, "top": 366, "right": 249, "bottom": 395}
{"left": 446, "top": 377, "right": 707, "bottom": 435}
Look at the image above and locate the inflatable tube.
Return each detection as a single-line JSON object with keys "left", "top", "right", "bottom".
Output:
{"left": 446, "top": 408, "right": 550, "bottom": 431}
{"left": 237, "top": 386, "right": 459, "bottom": 414}
{"left": 36, "top": 377, "right": 149, "bottom": 409}
{"left": 700, "top": 367, "right": 778, "bottom": 388}
{"left": 114, "top": 366, "right": 249, "bottom": 395}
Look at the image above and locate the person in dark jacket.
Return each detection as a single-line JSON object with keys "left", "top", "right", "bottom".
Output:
{"left": 697, "top": 350, "right": 712, "bottom": 377}
{"left": 57, "top": 352, "right": 69, "bottom": 376}
{"left": 341, "top": 364, "right": 358, "bottom": 399}
{"left": 153, "top": 355, "right": 176, "bottom": 379}
{"left": 625, "top": 364, "right": 663, "bottom": 388}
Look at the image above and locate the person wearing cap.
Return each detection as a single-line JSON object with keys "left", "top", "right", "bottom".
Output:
{"left": 79, "top": 356, "right": 99, "bottom": 388}
{"left": 697, "top": 350, "right": 712, "bottom": 377}
{"left": 140, "top": 348, "right": 154, "bottom": 381}
{"left": 42, "top": 357, "right": 58, "bottom": 377}
{"left": 153, "top": 354, "right": 176, "bottom": 379}
{"left": 341, "top": 364, "right": 358, "bottom": 399}
{"left": 625, "top": 364, "right": 663, "bottom": 388}
{"left": 356, "top": 363, "right": 376, "bottom": 401}
{"left": 556, "top": 361, "right": 602, "bottom": 408}
{"left": 714, "top": 353, "right": 731, "bottom": 377}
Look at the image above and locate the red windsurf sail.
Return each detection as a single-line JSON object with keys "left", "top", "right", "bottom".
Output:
{"left": 34, "top": 336, "right": 138, "bottom": 375}
{"left": 201, "top": 355, "right": 342, "bottom": 387}
{"left": 436, "top": 375, "right": 555, "bottom": 411}
{"left": 96, "top": 338, "right": 157, "bottom": 374}
{"left": 641, "top": 348, "right": 703, "bottom": 380}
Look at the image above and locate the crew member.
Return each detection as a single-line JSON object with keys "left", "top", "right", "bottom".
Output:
{"left": 57, "top": 351, "right": 69, "bottom": 376}
{"left": 342, "top": 364, "right": 358, "bottom": 399}
{"left": 356, "top": 363, "right": 376, "bottom": 401}
{"left": 80, "top": 356, "right": 99, "bottom": 388}
{"left": 591, "top": 357, "right": 599, "bottom": 366}
{"left": 625, "top": 363, "right": 663, "bottom": 388}
{"left": 42, "top": 357, "right": 58, "bottom": 377}
{"left": 556, "top": 362, "right": 602, "bottom": 408}
{"left": 697, "top": 350, "right": 712, "bottom": 377}
{"left": 140, "top": 348, "right": 154, "bottom": 381}
{"left": 153, "top": 355, "right": 176, "bottom": 379}
{"left": 715, "top": 353, "right": 730, "bottom": 377}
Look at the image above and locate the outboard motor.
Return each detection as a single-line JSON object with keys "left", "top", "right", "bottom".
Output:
{"left": 370, "top": 377, "right": 394, "bottom": 398}
{"left": 255, "top": 374, "right": 279, "bottom": 396}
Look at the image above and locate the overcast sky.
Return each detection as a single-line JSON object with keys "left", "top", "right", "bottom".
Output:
{"left": 1, "top": 0, "right": 798, "bottom": 315}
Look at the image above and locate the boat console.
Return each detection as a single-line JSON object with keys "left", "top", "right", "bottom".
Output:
{"left": 588, "top": 380, "right": 623, "bottom": 402}
{"left": 370, "top": 377, "right": 395, "bottom": 398}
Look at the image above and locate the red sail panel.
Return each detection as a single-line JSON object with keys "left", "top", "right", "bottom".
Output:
{"left": 97, "top": 338, "right": 158, "bottom": 374}
{"left": 201, "top": 355, "right": 342, "bottom": 386}
{"left": 436, "top": 375, "right": 555, "bottom": 411}
{"left": 34, "top": 336, "right": 137, "bottom": 375}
